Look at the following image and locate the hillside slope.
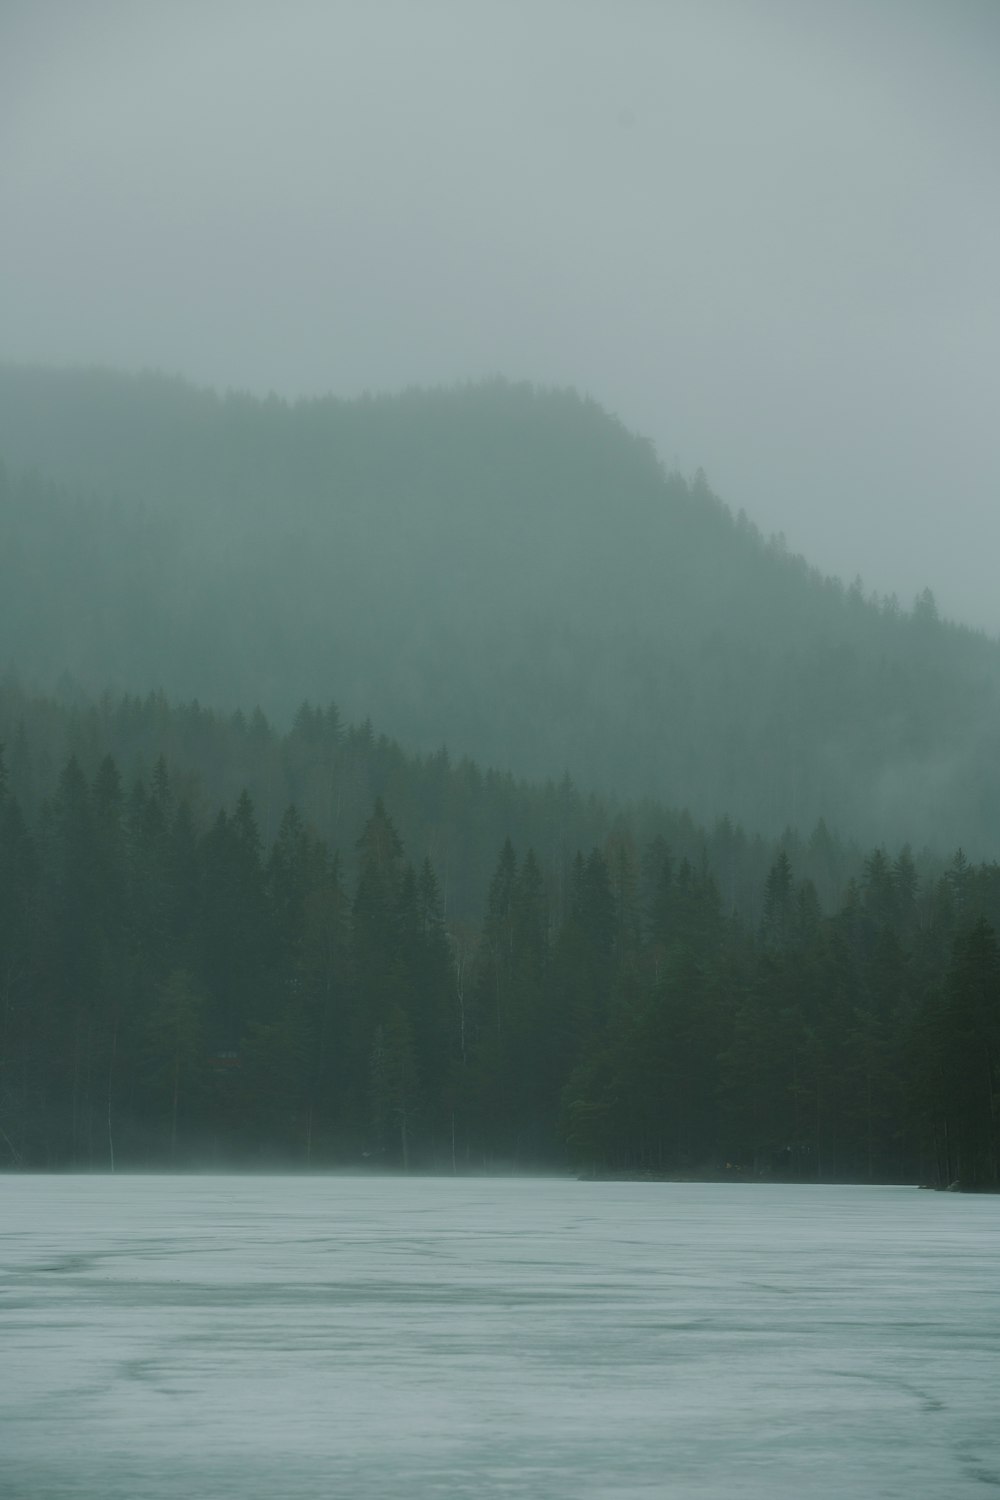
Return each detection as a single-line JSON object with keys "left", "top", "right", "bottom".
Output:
{"left": 1, "top": 364, "right": 999, "bottom": 851}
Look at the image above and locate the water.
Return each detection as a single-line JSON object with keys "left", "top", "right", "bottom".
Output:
{"left": 1, "top": 1176, "right": 998, "bottom": 1499}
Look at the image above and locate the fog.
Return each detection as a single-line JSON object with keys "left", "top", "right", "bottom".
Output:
{"left": 3, "top": 0, "right": 999, "bottom": 630}
{"left": 6, "top": 19, "right": 1000, "bottom": 1492}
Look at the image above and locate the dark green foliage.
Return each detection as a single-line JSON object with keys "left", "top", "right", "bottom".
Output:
{"left": 1, "top": 685, "right": 998, "bottom": 1181}
{"left": 3, "top": 366, "right": 1000, "bottom": 854}
{"left": 0, "top": 676, "right": 841, "bottom": 928}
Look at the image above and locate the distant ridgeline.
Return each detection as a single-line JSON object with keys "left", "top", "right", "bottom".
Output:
{"left": 0, "top": 681, "right": 998, "bottom": 1186}
{"left": 2, "top": 364, "right": 1000, "bottom": 855}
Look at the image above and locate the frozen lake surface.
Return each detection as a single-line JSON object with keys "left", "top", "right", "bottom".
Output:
{"left": 2, "top": 1176, "right": 999, "bottom": 1499}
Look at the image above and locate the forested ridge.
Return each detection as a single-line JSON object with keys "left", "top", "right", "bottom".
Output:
{"left": 2, "top": 365, "right": 999, "bottom": 1185}
{"left": 3, "top": 364, "right": 1000, "bottom": 853}
{"left": 1, "top": 686, "right": 998, "bottom": 1186}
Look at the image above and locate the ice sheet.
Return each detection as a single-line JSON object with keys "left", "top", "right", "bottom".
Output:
{"left": 2, "top": 1176, "right": 998, "bottom": 1498}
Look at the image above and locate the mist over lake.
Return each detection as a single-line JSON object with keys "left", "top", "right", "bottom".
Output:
{"left": 3, "top": 4, "right": 1000, "bottom": 1492}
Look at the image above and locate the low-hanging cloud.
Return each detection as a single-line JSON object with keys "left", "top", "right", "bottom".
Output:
{"left": 1, "top": 0, "right": 998, "bottom": 631}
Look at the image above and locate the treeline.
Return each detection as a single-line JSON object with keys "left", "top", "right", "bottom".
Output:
{"left": 0, "top": 676, "right": 868, "bottom": 927}
{"left": 1, "top": 743, "right": 998, "bottom": 1185}
{"left": 3, "top": 365, "right": 1000, "bottom": 853}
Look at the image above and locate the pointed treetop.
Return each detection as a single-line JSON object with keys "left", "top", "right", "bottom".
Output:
{"left": 356, "top": 798, "right": 404, "bottom": 873}
{"left": 232, "top": 789, "right": 261, "bottom": 856}
{"left": 151, "top": 755, "right": 172, "bottom": 810}
{"left": 92, "top": 755, "right": 123, "bottom": 819}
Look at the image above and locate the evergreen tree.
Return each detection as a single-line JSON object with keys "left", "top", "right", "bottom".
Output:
{"left": 370, "top": 1004, "right": 419, "bottom": 1168}
{"left": 146, "top": 968, "right": 207, "bottom": 1161}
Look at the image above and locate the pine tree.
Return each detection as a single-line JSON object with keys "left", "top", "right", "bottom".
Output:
{"left": 146, "top": 968, "right": 207, "bottom": 1161}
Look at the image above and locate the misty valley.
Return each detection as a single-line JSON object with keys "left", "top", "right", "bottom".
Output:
{"left": 6, "top": 5, "right": 1000, "bottom": 1494}
{"left": 0, "top": 366, "right": 998, "bottom": 1188}
{"left": 4, "top": 366, "right": 1000, "bottom": 1500}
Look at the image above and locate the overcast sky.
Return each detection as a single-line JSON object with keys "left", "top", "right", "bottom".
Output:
{"left": 2, "top": 0, "right": 998, "bottom": 631}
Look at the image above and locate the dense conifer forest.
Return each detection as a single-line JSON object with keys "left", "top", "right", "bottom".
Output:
{"left": 1, "top": 685, "right": 997, "bottom": 1186}
{"left": 2, "top": 367, "right": 999, "bottom": 1186}
{"left": 3, "top": 365, "right": 1000, "bottom": 853}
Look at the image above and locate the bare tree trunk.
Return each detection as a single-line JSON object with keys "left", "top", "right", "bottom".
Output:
{"left": 455, "top": 946, "right": 467, "bottom": 1066}
{"left": 815, "top": 1083, "right": 822, "bottom": 1182}
{"left": 107, "top": 1022, "right": 117, "bottom": 1173}
{"left": 171, "top": 1049, "right": 180, "bottom": 1164}
{"left": 0, "top": 1119, "right": 22, "bottom": 1167}
{"left": 986, "top": 1054, "right": 998, "bottom": 1184}
{"left": 71, "top": 1022, "right": 81, "bottom": 1164}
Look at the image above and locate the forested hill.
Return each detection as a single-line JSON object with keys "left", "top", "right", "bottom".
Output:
{"left": 0, "top": 677, "right": 859, "bottom": 927}
{"left": 1, "top": 679, "right": 998, "bottom": 1182}
{"left": 3, "top": 363, "right": 1000, "bottom": 854}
